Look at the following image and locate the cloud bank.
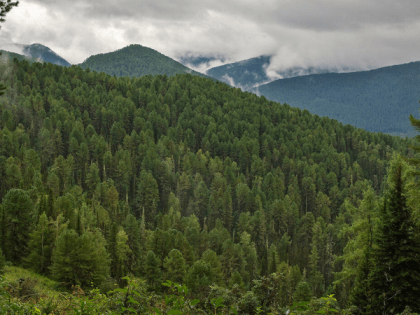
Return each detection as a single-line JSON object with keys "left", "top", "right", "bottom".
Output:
{"left": 0, "top": 0, "right": 419, "bottom": 72}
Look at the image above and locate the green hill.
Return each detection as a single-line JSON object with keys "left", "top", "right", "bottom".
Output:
{"left": 78, "top": 44, "right": 207, "bottom": 78}
{"left": 255, "top": 61, "right": 420, "bottom": 136}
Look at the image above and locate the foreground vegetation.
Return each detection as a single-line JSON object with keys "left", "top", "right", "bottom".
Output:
{"left": 0, "top": 56, "right": 419, "bottom": 314}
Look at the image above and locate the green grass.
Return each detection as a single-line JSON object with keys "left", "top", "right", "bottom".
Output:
{"left": 2, "top": 266, "right": 61, "bottom": 298}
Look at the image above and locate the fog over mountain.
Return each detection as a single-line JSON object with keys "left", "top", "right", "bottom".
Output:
{"left": 2, "top": 0, "right": 420, "bottom": 73}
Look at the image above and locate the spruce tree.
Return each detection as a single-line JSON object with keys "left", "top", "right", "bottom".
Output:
{"left": 369, "top": 157, "right": 420, "bottom": 313}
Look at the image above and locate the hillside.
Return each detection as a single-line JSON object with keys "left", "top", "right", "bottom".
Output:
{"left": 78, "top": 44, "right": 207, "bottom": 78}
{"left": 255, "top": 61, "right": 420, "bottom": 136}
{"left": 0, "top": 58, "right": 418, "bottom": 313}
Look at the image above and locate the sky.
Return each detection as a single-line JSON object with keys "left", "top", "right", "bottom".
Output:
{"left": 1, "top": 0, "right": 420, "bottom": 74}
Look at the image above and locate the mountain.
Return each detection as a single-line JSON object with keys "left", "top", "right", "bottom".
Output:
{"left": 22, "top": 43, "right": 71, "bottom": 67}
{"left": 254, "top": 61, "right": 420, "bottom": 136}
{"left": 0, "top": 43, "right": 71, "bottom": 66}
{"left": 177, "top": 54, "right": 226, "bottom": 68}
{"left": 206, "top": 55, "right": 363, "bottom": 90}
{"left": 78, "top": 44, "right": 207, "bottom": 78}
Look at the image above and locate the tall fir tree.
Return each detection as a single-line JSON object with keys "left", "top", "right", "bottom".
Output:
{"left": 369, "top": 157, "right": 420, "bottom": 313}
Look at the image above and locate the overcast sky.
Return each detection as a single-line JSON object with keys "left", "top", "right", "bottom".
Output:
{"left": 1, "top": 0, "right": 420, "bottom": 73}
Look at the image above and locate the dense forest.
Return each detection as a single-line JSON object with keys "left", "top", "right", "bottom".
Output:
{"left": 0, "top": 56, "right": 419, "bottom": 314}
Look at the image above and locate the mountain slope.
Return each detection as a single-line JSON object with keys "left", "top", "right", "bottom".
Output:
{"left": 206, "top": 55, "right": 363, "bottom": 90}
{"left": 0, "top": 43, "right": 71, "bottom": 66}
{"left": 22, "top": 43, "right": 71, "bottom": 67}
{"left": 78, "top": 44, "right": 206, "bottom": 78}
{"left": 255, "top": 61, "right": 420, "bottom": 135}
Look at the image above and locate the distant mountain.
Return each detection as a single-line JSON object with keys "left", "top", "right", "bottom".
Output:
{"left": 0, "top": 43, "right": 71, "bottom": 66}
{"left": 78, "top": 44, "right": 206, "bottom": 78}
{"left": 206, "top": 55, "right": 363, "bottom": 90}
{"left": 254, "top": 61, "right": 420, "bottom": 136}
{"left": 206, "top": 55, "right": 272, "bottom": 89}
{"left": 177, "top": 54, "right": 227, "bottom": 72}
{"left": 22, "top": 43, "right": 71, "bottom": 67}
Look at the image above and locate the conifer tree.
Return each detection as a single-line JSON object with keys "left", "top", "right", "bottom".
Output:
{"left": 368, "top": 157, "right": 420, "bottom": 313}
{"left": 51, "top": 228, "right": 109, "bottom": 286}
{"left": 163, "top": 248, "right": 186, "bottom": 283}
{"left": 293, "top": 281, "right": 312, "bottom": 302}
{"left": 2, "top": 188, "right": 33, "bottom": 263}
{"left": 26, "top": 212, "right": 52, "bottom": 274}
{"left": 144, "top": 250, "right": 161, "bottom": 291}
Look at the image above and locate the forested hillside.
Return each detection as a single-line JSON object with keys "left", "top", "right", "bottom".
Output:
{"left": 0, "top": 58, "right": 419, "bottom": 314}
{"left": 78, "top": 44, "right": 207, "bottom": 78}
{"left": 255, "top": 61, "right": 420, "bottom": 136}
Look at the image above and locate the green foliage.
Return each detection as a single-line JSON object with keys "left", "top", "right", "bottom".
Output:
{"left": 0, "top": 56, "right": 417, "bottom": 313}
{"left": 50, "top": 228, "right": 109, "bottom": 287}
{"left": 367, "top": 156, "right": 420, "bottom": 313}
{"left": 163, "top": 249, "right": 187, "bottom": 284}
{"left": 294, "top": 281, "right": 313, "bottom": 303}
{"left": 2, "top": 189, "right": 33, "bottom": 264}
{"left": 0, "top": 247, "right": 5, "bottom": 275}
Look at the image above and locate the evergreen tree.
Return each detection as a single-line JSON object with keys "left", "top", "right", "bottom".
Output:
{"left": 26, "top": 212, "right": 52, "bottom": 274}
{"left": 293, "top": 281, "right": 313, "bottom": 302}
{"left": 163, "top": 248, "right": 186, "bottom": 283}
{"left": 368, "top": 157, "right": 420, "bottom": 313}
{"left": 144, "top": 250, "right": 161, "bottom": 291}
{"left": 50, "top": 228, "right": 109, "bottom": 286}
{"left": 124, "top": 214, "right": 142, "bottom": 275}
{"left": 2, "top": 189, "right": 33, "bottom": 264}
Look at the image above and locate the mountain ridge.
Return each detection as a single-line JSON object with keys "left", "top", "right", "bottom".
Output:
{"left": 254, "top": 60, "right": 420, "bottom": 135}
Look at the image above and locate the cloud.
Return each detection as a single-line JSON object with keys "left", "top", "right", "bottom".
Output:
{"left": 0, "top": 29, "right": 25, "bottom": 55}
{"left": 1, "top": 0, "right": 419, "bottom": 70}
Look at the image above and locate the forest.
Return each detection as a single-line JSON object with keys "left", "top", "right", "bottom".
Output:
{"left": 0, "top": 56, "right": 419, "bottom": 314}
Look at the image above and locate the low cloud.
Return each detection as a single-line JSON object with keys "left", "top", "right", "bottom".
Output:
{"left": 1, "top": 0, "right": 420, "bottom": 69}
